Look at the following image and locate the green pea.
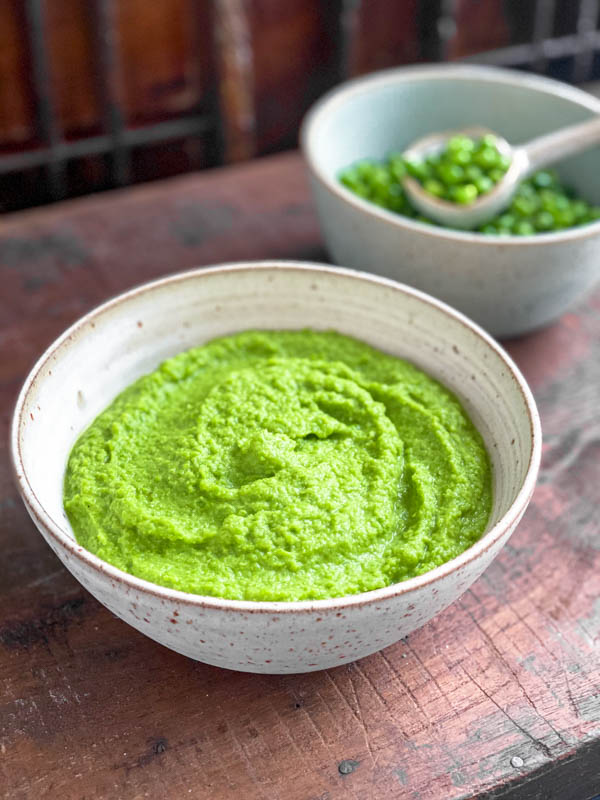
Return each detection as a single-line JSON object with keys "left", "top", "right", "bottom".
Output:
{"left": 571, "top": 200, "right": 588, "bottom": 220}
{"left": 513, "top": 196, "right": 537, "bottom": 217}
{"left": 340, "top": 171, "right": 359, "bottom": 190}
{"left": 453, "top": 149, "right": 472, "bottom": 166}
{"left": 540, "top": 191, "right": 557, "bottom": 212}
{"left": 474, "top": 147, "right": 500, "bottom": 169}
{"left": 426, "top": 153, "right": 442, "bottom": 168}
{"left": 352, "top": 184, "right": 370, "bottom": 199}
{"left": 405, "top": 158, "right": 431, "bottom": 182}
{"left": 475, "top": 176, "right": 494, "bottom": 195}
{"left": 464, "top": 165, "right": 483, "bottom": 181}
{"left": 514, "top": 221, "right": 536, "bottom": 236}
{"left": 480, "top": 133, "right": 499, "bottom": 149}
{"left": 554, "top": 208, "right": 575, "bottom": 227}
{"left": 371, "top": 167, "right": 392, "bottom": 191}
{"left": 451, "top": 183, "right": 478, "bottom": 204}
{"left": 533, "top": 171, "right": 556, "bottom": 189}
{"left": 553, "top": 194, "right": 570, "bottom": 210}
{"left": 437, "top": 163, "right": 465, "bottom": 185}
{"left": 488, "top": 168, "right": 505, "bottom": 183}
{"left": 534, "top": 211, "right": 555, "bottom": 231}
{"left": 498, "top": 213, "right": 516, "bottom": 229}
{"left": 389, "top": 159, "right": 406, "bottom": 182}
{"left": 516, "top": 181, "right": 536, "bottom": 198}
{"left": 448, "top": 135, "right": 476, "bottom": 153}
{"left": 356, "top": 161, "right": 376, "bottom": 179}
{"left": 423, "top": 179, "right": 445, "bottom": 197}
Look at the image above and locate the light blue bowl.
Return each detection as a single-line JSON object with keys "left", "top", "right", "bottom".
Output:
{"left": 302, "top": 64, "right": 600, "bottom": 338}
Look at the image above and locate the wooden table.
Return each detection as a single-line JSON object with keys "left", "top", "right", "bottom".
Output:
{"left": 2, "top": 152, "right": 599, "bottom": 800}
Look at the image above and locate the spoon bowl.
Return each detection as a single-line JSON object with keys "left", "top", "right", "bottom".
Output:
{"left": 403, "top": 126, "right": 524, "bottom": 229}
{"left": 403, "top": 117, "right": 600, "bottom": 229}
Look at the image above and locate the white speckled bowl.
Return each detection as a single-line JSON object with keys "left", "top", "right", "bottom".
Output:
{"left": 11, "top": 262, "right": 541, "bottom": 673}
{"left": 301, "top": 64, "right": 600, "bottom": 338}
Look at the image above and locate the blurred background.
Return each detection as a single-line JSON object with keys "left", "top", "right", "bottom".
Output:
{"left": 2, "top": 0, "right": 600, "bottom": 213}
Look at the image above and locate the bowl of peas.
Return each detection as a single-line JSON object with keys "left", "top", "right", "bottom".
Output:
{"left": 301, "top": 64, "right": 600, "bottom": 338}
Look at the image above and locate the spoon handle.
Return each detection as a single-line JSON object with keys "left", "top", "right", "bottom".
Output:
{"left": 522, "top": 116, "right": 600, "bottom": 174}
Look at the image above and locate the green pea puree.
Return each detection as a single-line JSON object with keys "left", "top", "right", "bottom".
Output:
{"left": 64, "top": 330, "right": 492, "bottom": 601}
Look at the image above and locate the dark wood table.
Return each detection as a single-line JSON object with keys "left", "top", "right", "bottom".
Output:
{"left": 2, "top": 152, "right": 599, "bottom": 800}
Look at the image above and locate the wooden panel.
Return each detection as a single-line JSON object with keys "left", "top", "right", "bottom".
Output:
{"left": 347, "top": 0, "right": 420, "bottom": 76}
{"left": 1, "top": 152, "right": 599, "bottom": 799}
{"left": 117, "top": 0, "right": 211, "bottom": 124}
{"left": 448, "top": 0, "right": 510, "bottom": 59}
{"left": 251, "top": 0, "right": 341, "bottom": 153}
{"left": 45, "top": 0, "right": 101, "bottom": 137}
{"left": 0, "top": 1, "right": 34, "bottom": 145}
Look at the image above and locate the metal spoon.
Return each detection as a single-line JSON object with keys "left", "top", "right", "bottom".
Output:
{"left": 402, "top": 118, "right": 600, "bottom": 230}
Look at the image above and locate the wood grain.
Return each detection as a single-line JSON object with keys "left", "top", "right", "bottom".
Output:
{"left": 345, "top": 0, "right": 420, "bottom": 77}
{"left": 448, "top": 0, "right": 510, "bottom": 59}
{"left": 214, "top": 0, "right": 257, "bottom": 162}
{"left": 251, "top": 0, "right": 340, "bottom": 154}
{"left": 46, "top": 0, "right": 101, "bottom": 137}
{"left": 1, "top": 152, "right": 599, "bottom": 799}
{"left": 117, "top": 0, "right": 207, "bottom": 125}
{"left": 0, "top": 1, "right": 33, "bottom": 145}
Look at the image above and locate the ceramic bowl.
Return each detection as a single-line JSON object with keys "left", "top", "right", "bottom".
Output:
{"left": 301, "top": 64, "right": 600, "bottom": 338}
{"left": 11, "top": 262, "right": 541, "bottom": 674}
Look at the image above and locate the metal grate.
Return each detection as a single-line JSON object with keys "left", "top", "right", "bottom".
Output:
{"left": 460, "top": 0, "right": 600, "bottom": 77}
{"left": 2, "top": 0, "right": 216, "bottom": 201}
{"left": 2, "top": 0, "right": 600, "bottom": 208}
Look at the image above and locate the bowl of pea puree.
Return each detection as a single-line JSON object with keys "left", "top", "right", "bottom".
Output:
{"left": 302, "top": 64, "right": 600, "bottom": 338}
{"left": 11, "top": 262, "right": 541, "bottom": 673}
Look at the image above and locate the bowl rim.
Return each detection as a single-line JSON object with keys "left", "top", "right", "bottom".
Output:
{"left": 10, "top": 261, "right": 542, "bottom": 613}
{"left": 300, "top": 63, "right": 600, "bottom": 245}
